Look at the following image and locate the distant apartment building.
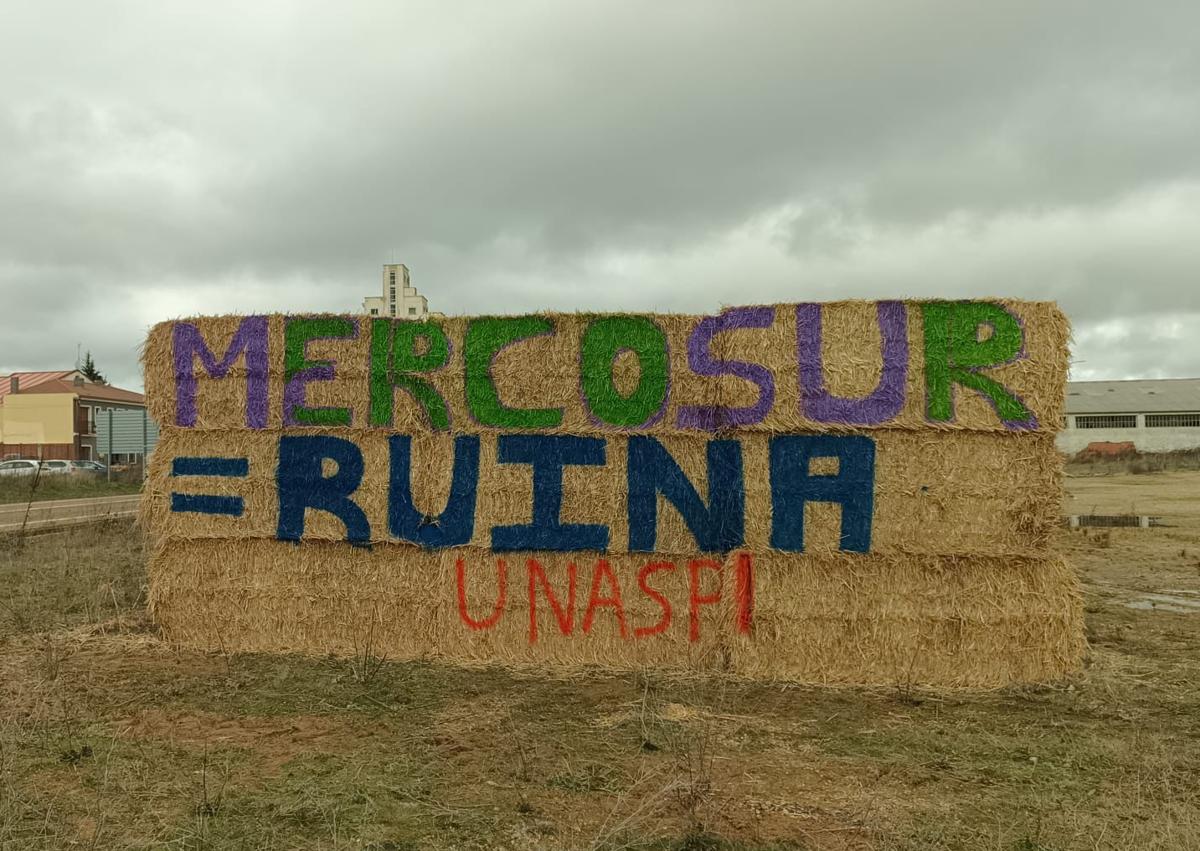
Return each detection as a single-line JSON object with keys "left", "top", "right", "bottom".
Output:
{"left": 1059, "top": 378, "right": 1200, "bottom": 455}
{"left": 0, "top": 370, "right": 147, "bottom": 461}
{"left": 363, "top": 263, "right": 430, "bottom": 319}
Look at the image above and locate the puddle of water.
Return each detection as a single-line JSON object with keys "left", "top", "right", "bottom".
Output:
{"left": 1124, "top": 592, "right": 1200, "bottom": 614}
{"left": 1065, "top": 515, "right": 1164, "bottom": 528}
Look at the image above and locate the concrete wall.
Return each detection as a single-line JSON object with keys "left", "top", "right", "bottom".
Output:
{"left": 397, "top": 286, "right": 428, "bottom": 318}
{"left": 1057, "top": 413, "right": 1200, "bottom": 454}
{"left": 362, "top": 288, "right": 428, "bottom": 318}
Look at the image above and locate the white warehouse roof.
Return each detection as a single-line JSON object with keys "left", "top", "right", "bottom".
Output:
{"left": 1066, "top": 378, "right": 1200, "bottom": 414}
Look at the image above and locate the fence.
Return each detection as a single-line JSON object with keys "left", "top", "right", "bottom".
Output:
{"left": 97, "top": 408, "right": 160, "bottom": 477}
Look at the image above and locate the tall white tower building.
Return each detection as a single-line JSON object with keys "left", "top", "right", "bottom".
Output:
{"left": 363, "top": 264, "right": 429, "bottom": 319}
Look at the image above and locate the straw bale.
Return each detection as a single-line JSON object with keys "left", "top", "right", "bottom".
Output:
{"left": 732, "top": 550, "right": 1083, "bottom": 687}
{"left": 148, "top": 540, "right": 1082, "bottom": 687}
{"left": 144, "top": 301, "right": 1069, "bottom": 435}
{"left": 141, "top": 299, "right": 1079, "bottom": 687}
{"left": 146, "top": 428, "right": 1061, "bottom": 556}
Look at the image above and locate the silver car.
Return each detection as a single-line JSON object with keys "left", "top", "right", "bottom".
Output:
{"left": 0, "top": 459, "right": 39, "bottom": 477}
{"left": 69, "top": 460, "right": 106, "bottom": 474}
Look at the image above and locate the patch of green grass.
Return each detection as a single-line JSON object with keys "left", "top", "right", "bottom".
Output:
{"left": 158, "top": 651, "right": 528, "bottom": 724}
{"left": 815, "top": 693, "right": 1121, "bottom": 787}
{"left": 163, "top": 751, "right": 491, "bottom": 851}
{"left": 0, "top": 475, "right": 142, "bottom": 505}
{"left": 0, "top": 719, "right": 251, "bottom": 849}
{"left": 2, "top": 519, "right": 1200, "bottom": 849}
{"left": 0, "top": 520, "right": 144, "bottom": 638}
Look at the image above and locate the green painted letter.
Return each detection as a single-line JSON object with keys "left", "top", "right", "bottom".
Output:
{"left": 284, "top": 317, "right": 356, "bottom": 426}
{"left": 464, "top": 317, "right": 563, "bottom": 428}
{"left": 369, "top": 319, "right": 451, "bottom": 430}
{"left": 922, "top": 302, "right": 1034, "bottom": 427}
{"left": 580, "top": 316, "right": 668, "bottom": 427}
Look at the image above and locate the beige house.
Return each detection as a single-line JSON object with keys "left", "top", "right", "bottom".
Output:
{"left": 0, "top": 370, "right": 145, "bottom": 461}
{"left": 362, "top": 263, "right": 430, "bottom": 319}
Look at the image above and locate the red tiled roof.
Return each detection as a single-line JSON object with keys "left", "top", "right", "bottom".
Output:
{"left": 12, "top": 379, "right": 144, "bottom": 405}
{"left": 0, "top": 371, "right": 143, "bottom": 405}
{"left": 0, "top": 370, "right": 76, "bottom": 400}
{"left": 78, "top": 384, "right": 145, "bottom": 405}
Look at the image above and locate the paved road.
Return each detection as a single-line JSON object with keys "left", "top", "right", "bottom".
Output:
{"left": 0, "top": 494, "right": 140, "bottom": 534}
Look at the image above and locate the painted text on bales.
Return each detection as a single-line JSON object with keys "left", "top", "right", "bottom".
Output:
{"left": 141, "top": 300, "right": 1081, "bottom": 686}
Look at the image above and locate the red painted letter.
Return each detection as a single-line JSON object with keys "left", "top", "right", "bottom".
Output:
{"left": 582, "top": 559, "right": 629, "bottom": 639}
{"left": 734, "top": 552, "right": 754, "bottom": 635}
{"left": 635, "top": 561, "right": 676, "bottom": 639}
{"left": 688, "top": 559, "right": 722, "bottom": 642}
{"left": 527, "top": 558, "right": 577, "bottom": 643}
{"left": 456, "top": 557, "right": 507, "bottom": 631}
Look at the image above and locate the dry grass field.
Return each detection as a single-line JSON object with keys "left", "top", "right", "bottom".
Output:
{"left": 1, "top": 471, "right": 1198, "bottom": 850}
{"left": 0, "top": 477, "right": 142, "bottom": 506}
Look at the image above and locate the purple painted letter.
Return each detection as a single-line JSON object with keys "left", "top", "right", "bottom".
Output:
{"left": 796, "top": 301, "right": 908, "bottom": 425}
{"left": 677, "top": 307, "right": 776, "bottom": 430}
{"left": 173, "top": 316, "right": 269, "bottom": 428}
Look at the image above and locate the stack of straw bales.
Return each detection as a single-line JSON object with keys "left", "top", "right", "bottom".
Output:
{"left": 143, "top": 300, "right": 1082, "bottom": 687}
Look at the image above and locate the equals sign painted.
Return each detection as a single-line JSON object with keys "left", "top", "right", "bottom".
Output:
{"left": 170, "top": 456, "right": 250, "bottom": 516}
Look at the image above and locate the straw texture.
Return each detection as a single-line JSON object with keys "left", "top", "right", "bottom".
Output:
{"left": 142, "top": 300, "right": 1080, "bottom": 688}
{"left": 143, "top": 301, "right": 1070, "bottom": 435}
{"left": 147, "top": 542, "right": 1082, "bottom": 687}
{"left": 145, "top": 429, "right": 1061, "bottom": 556}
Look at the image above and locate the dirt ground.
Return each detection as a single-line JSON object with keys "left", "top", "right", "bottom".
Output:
{"left": 0, "top": 471, "right": 1197, "bottom": 850}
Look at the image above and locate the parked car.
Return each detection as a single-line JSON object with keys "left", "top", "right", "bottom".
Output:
{"left": 0, "top": 459, "right": 39, "bottom": 477}
{"left": 38, "top": 460, "right": 72, "bottom": 475}
{"left": 68, "top": 460, "right": 106, "bottom": 475}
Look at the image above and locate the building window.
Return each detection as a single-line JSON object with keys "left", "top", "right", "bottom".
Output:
{"left": 408, "top": 307, "right": 417, "bottom": 315}
{"left": 1146, "top": 413, "right": 1200, "bottom": 428}
{"left": 370, "top": 308, "right": 379, "bottom": 315}
{"left": 1075, "top": 415, "right": 1137, "bottom": 429}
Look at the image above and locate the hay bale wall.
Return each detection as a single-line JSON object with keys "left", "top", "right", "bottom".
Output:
{"left": 143, "top": 300, "right": 1082, "bottom": 687}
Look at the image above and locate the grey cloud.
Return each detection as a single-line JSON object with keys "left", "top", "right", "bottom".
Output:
{"left": 1, "top": 0, "right": 1199, "bottom": 388}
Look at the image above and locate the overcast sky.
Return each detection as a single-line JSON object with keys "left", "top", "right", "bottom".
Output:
{"left": 2, "top": 1, "right": 1198, "bottom": 391}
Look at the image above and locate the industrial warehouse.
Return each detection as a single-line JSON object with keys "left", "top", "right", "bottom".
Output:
{"left": 1059, "top": 377, "right": 1200, "bottom": 455}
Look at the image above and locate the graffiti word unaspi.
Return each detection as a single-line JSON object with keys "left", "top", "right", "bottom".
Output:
{"left": 455, "top": 553, "right": 755, "bottom": 643}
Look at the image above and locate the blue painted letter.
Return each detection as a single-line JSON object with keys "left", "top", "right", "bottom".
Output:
{"left": 388, "top": 435, "right": 480, "bottom": 548}
{"left": 769, "top": 435, "right": 875, "bottom": 553}
{"left": 627, "top": 436, "right": 744, "bottom": 554}
{"left": 277, "top": 436, "right": 370, "bottom": 544}
{"left": 491, "top": 435, "right": 609, "bottom": 552}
